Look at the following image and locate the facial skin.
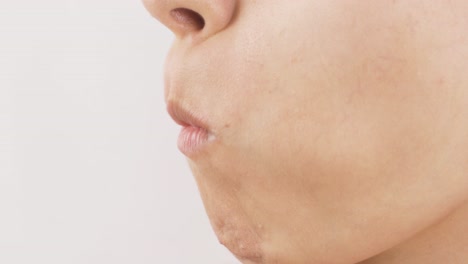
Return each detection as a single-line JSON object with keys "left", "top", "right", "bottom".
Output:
{"left": 143, "top": 1, "right": 468, "bottom": 263}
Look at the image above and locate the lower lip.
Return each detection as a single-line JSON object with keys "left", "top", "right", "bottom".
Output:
{"left": 177, "top": 126, "right": 213, "bottom": 156}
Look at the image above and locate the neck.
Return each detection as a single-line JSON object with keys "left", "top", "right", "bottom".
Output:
{"left": 360, "top": 199, "right": 468, "bottom": 264}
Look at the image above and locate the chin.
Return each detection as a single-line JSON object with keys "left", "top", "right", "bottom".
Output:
{"left": 189, "top": 164, "right": 267, "bottom": 263}
{"left": 213, "top": 217, "right": 264, "bottom": 263}
{"left": 201, "top": 195, "right": 266, "bottom": 263}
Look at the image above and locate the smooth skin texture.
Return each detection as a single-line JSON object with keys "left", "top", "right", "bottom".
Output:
{"left": 143, "top": 1, "right": 468, "bottom": 263}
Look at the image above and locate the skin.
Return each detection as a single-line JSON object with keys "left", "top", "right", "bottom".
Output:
{"left": 143, "top": 1, "right": 468, "bottom": 263}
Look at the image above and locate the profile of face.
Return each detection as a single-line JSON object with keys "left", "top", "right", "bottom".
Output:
{"left": 143, "top": 1, "right": 468, "bottom": 263}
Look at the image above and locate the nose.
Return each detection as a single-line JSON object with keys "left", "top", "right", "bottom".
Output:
{"left": 142, "top": 0, "right": 237, "bottom": 40}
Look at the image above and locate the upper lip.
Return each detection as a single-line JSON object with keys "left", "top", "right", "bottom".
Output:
{"left": 166, "top": 101, "right": 209, "bottom": 130}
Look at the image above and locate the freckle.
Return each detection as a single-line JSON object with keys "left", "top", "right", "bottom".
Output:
{"left": 224, "top": 123, "right": 231, "bottom": 128}
{"left": 290, "top": 56, "right": 299, "bottom": 64}
{"left": 437, "top": 77, "right": 445, "bottom": 86}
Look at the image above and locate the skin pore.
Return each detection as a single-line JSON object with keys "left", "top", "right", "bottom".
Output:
{"left": 143, "top": 0, "right": 468, "bottom": 263}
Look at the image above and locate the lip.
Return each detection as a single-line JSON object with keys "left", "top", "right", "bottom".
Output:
{"left": 167, "top": 101, "right": 214, "bottom": 156}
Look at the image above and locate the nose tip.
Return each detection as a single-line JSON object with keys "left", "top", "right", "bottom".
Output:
{"left": 142, "top": 0, "right": 237, "bottom": 40}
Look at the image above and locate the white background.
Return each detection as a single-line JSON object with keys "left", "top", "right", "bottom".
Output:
{"left": 0, "top": 1, "right": 237, "bottom": 263}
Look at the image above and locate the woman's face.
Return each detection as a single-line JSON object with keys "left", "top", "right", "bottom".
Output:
{"left": 143, "top": 1, "right": 468, "bottom": 263}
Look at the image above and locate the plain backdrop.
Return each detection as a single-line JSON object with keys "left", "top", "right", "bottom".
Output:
{"left": 0, "top": 1, "right": 237, "bottom": 263}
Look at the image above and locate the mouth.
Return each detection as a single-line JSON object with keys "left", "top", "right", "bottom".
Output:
{"left": 167, "top": 101, "right": 215, "bottom": 157}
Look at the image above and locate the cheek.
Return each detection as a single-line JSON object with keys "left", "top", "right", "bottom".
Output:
{"left": 187, "top": 1, "right": 468, "bottom": 263}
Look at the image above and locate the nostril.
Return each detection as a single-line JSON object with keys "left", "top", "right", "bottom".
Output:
{"left": 170, "top": 8, "right": 205, "bottom": 32}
